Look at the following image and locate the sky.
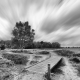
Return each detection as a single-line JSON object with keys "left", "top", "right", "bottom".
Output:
{"left": 0, "top": 0, "right": 80, "bottom": 47}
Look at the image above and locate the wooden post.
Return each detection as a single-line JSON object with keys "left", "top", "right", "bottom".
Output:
{"left": 48, "top": 64, "right": 51, "bottom": 80}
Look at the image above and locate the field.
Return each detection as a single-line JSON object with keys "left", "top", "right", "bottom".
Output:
{"left": 0, "top": 48, "right": 80, "bottom": 80}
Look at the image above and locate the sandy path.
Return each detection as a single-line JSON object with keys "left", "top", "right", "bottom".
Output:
{"left": 21, "top": 72, "right": 44, "bottom": 80}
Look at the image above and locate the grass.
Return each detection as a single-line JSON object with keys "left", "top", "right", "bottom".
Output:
{"left": 54, "top": 49, "right": 80, "bottom": 78}
{"left": 69, "top": 57, "right": 80, "bottom": 77}
{"left": 76, "top": 66, "right": 80, "bottom": 77}
{"left": 33, "top": 56, "right": 42, "bottom": 59}
{"left": 73, "top": 53, "right": 80, "bottom": 57}
{"left": 69, "top": 57, "right": 80, "bottom": 63}
{"left": 30, "top": 61, "right": 39, "bottom": 65}
{"left": 54, "top": 49, "right": 75, "bottom": 58}
{"left": 11, "top": 50, "right": 30, "bottom": 53}
{"left": 2, "top": 53, "right": 28, "bottom": 65}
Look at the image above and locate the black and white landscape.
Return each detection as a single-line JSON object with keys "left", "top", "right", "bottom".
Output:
{"left": 0, "top": 0, "right": 80, "bottom": 80}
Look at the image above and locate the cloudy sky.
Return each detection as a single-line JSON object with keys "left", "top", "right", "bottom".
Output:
{"left": 0, "top": 0, "right": 80, "bottom": 47}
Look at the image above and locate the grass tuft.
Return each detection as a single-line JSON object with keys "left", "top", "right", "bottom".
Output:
{"left": 2, "top": 53, "right": 28, "bottom": 65}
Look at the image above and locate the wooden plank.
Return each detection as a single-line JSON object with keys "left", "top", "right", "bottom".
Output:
{"left": 27, "top": 55, "right": 61, "bottom": 74}
{"left": 50, "top": 58, "right": 65, "bottom": 73}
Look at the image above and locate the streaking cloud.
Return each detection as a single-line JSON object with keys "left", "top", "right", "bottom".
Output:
{"left": 0, "top": 0, "right": 80, "bottom": 46}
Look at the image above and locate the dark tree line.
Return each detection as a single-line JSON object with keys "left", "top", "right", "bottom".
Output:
{"left": 31, "top": 41, "right": 60, "bottom": 49}
{"left": 0, "top": 40, "right": 61, "bottom": 49}
{"left": 0, "top": 21, "right": 61, "bottom": 49}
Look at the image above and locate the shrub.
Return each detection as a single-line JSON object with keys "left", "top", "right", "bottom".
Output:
{"left": 34, "top": 56, "right": 42, "bottom": 59}
{"left": 73, "top": 53, "right": 80, "bottom": 57}
{"left": 30, "top": 61, "right": 38, "bottom": 65}
{"left": 0, "top": 73, "right": 13, "bottom": 80}
{"left": 54, "top": 50, "right": 74, "bottom": 57}
{"left": 29, "top": 52, "right": 33, "bottom": 54}
{"left": 39, "top": 51, "right": 49, "bottom": 55}
{"left": 70, "top": 58, "right": 80, "bottom": 63}
{"left": 0, "top": 45, "right": 5, "bottom": 50}
{"left": 33, "top": 56, "right": 42, "bottom": 61}
{"left": 11, "top": 50, "right": 30, "bottom": 53}
{"left": 2, "top": 53, "right": 28, "bottom": 65}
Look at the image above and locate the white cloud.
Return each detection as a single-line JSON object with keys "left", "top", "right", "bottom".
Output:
{"left": 0, "top": 17, "right": 11, "bottom": 40}
{"left": 0, "top": 0, "right": 80, "bottom": 46}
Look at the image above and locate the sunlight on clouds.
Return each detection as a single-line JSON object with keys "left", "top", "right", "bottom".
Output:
{"left": 0, "top": 0, "right": 80, "bottom": 46}
{"left": 0, "top": 18, "right": 11, "bottom": 40}
{"left": 35, "top": 27, "right": 80, "bottom": 43}
{"left": 27, "top": 4, "right": 50, "bottom": 36}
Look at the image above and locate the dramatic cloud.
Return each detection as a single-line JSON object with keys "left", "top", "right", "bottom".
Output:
{"left": 0, "top": 0, "right": 80, "bottom": 46}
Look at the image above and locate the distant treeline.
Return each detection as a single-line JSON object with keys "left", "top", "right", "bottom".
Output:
{"left": 24, "top": 41, "right": 61, "bottom": 49}
{"left": 0, "top": 40, "right": 61, "bottom": 49}
{"left": 0, "top": 21, "right": 61, "bottom": 49}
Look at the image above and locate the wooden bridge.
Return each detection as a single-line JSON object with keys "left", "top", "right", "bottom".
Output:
{"left": 27, "top": 55, "right": 63, "bottom": 74}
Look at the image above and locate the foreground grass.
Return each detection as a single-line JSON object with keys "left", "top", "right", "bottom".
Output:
{"left": 54, "top": 49, "right": 80, "bottom": 77}
{"left": 54, "top": 49, "right": 75, "bottom": 58}
{"left": 1, "top": 49, "right": 80, "bottom": 80}
{"left": 2, "top": 53, "right": 29, "bottom": 65}
{"left": 0, "top": 50, "right": 51, "bottom": 80}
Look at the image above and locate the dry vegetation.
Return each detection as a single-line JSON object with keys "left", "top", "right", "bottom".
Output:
{"left": 2, "top": 53, "right": 29, "bottom": 65}
{"left": 54, "top": 49, "right": 75, "bottom": 57}
{"left": 38, "top": 51, "right": 50, "bottom": 55}
{"left": 0, "top": 50, "right": 51, "bottom": 80}
{"left": 54, "top": 49, "right": 80, "bottom": 78}
{"left": 11, "top": 49, "right": 31, "bottom": 54}
{"left": 1, "top": 49, "right": 80, "bottom": 80}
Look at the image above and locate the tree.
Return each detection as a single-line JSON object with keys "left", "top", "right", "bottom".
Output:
{"left": 51, "top": 42, "right": 61, "bottom": 48}
{"left": 0, "top": 40, "right": 6, "bottom": 50}
{"left": 5, "top": 40, "right": 11, "bottom": 48}
{"left": 0, "top": 44, "right": 5, "bottom": 50}
{"left": 12, "top": 21, "right": 35, "bottom": 49}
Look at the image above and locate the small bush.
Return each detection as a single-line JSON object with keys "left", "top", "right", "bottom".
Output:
{"left": 33, "top": 56, "right": 42, "bottom": 61}
{"left": 0, "top": 45, "right": 5, "bottom": 50}
{"left": 2, "top": 53, "right": 28, "bottom": 65}
{"left": 11, "top": 50, "right": 30, "bottom": 53}
{"left": 30, "top": 61, "right": 38, "bottom": 65}
{"left": 73, "top": 53, "right": 80, "bottom": 57}
{"left": 54, "top": 50, "right": 74, "bottom": 57}
{"left": 70, "top": 58, "right": 80, "bottom": 63}
{"left": 29, "top": 52, "right": 33, "bottom": 54}
{"left": 11, "top": 50, "right": 23, "bottom": 53}
{"left": 34, "top": 56, "right": 42, "bottom": 59}
{"left": 39, "top": 51, "right": 49, "bottom": 55}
